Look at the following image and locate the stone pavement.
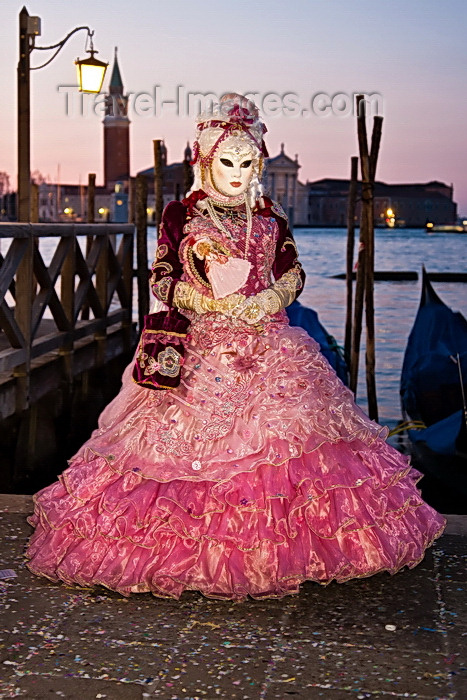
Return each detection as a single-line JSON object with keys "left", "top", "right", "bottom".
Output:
{"left": 0, "top": 495, "right": 465, "bottom": 700}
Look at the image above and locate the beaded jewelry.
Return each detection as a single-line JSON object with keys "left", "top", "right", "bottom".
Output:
{"left": 205, "top": 197, "right": 252, "bottom": 260}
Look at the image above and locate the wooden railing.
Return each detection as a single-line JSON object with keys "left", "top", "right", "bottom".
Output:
{"left": 0, "top": 223, "right": 135, "bottom": 418}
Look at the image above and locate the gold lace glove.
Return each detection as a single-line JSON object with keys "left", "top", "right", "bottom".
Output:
{"left": 234, "top": 267, "right": 303, "bottom": 325}
{"left": 173, "top": 282, "right": 245, "bottom": 316}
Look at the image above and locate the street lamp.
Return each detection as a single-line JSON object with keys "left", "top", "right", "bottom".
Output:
{"left": 75, "top": 33, "right": 108, "bottom": 94}
{"left": 17, "top": 6, "right": 108, "bottom": 221}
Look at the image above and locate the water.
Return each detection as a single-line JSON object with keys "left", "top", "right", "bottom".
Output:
{"left": 4, "top": 227, "right": 466, "bottom": 429}
{"left": 293, "top": 228, "right": 467, "bottom": 426}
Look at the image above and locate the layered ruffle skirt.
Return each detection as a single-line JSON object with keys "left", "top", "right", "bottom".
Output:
{"left": 26, "top": 318, "right": 446, "bottom": 600}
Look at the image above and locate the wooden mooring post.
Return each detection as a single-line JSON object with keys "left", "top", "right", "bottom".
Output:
{"left": 136, "top": 173, "right": 149, "bottom": 331}
{"left": 153, "top": 139, "right": 164, "bottom": 232}
{"left": 81, "top": 173, "right": 96, "bottom": 322}
{"left": 345, "top": 156, "right": 358, "bottom": 366}
{"left": 349, "top": 95, "right": 383, "bottom": 421}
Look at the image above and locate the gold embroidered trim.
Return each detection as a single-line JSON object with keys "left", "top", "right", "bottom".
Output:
{"left": 152, "top": 275, "right": 172, "bottom": 303}
{"left": 152, "top": 261, "right": 173, "bottom": 274}
{"left": 142, "top": 329, "right": 188, "bottom": 338}
{"left": 271, "top": 200, "right": 288, "bottom": 222}
{"left": 282, "top": 238, "right": 299, "bottom": 257}
{"left": 131, "top": 376, "right": 174, "bottom": 390}
{"left": 155, "top": 244, "right": 168, "bottom": 259}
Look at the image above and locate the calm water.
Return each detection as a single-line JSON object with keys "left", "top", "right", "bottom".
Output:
{"left": 4, "top": 227, "right": 466, "bottom": 428}
{"left": 293, "top": 228, "right": 467, "bottom": 425}
{"left": 147, "top": 225, "right": 467, "bottom": 427}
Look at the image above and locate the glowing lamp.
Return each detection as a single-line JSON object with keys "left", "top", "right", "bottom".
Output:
{"left": 75, "top": 50, "right": 108, "bottom": 93}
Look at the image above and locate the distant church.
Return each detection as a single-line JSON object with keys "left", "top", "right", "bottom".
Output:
{"left": 103, "top": 49, "right": 130, "bottom": 192}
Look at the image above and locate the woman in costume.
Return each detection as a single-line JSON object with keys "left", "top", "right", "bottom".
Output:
{"left": 26, "top": 94, "right": 445, "bottom": 600}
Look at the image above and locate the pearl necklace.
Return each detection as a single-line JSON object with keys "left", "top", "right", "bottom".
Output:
{"left": 205, "top": 197, "right": 252, "bottom": 259}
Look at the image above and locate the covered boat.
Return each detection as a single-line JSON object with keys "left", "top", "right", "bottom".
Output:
{"left": 400, "top": 268, "right": 467, "bottom": 507}
{"left": 286, "top": 299, "right": 348, "bottom": 385}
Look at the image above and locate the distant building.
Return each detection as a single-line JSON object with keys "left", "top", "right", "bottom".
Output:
{"left": 303, "top": 178, "right": 457, "bottom": 227}
{"left": 37, "top": 182, "right": 110, "bottom": 222}
{"left": 137, "top": 143, "right": 193, "bottom": 221}
{"left": 262, "top": 144, "right": 307, "bottom": 227}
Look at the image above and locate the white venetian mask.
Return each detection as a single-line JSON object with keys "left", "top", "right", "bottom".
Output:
{"left": 210, "top": 146, "right": 254, "bottom": 199}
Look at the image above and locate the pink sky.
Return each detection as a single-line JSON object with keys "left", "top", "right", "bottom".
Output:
{"left": 2, "top": 1, "right": 467, "bottom": 213}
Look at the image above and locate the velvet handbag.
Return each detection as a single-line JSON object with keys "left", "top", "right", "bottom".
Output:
{"left": 132, "top": 308, "right": 190, "bottom": 390}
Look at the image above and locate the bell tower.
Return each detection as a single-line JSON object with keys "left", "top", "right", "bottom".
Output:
{"left": 103, "top": 48, "right": 130, "bottom": 191}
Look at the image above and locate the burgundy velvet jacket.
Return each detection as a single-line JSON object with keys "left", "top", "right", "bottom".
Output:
{"left": 150, "top": 193, "right": 306, "bottom": 308}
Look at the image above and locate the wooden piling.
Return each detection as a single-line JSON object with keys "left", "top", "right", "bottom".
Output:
{"left": 153, "top": 140, "right": 164, "bottom": 231}
{"left": 95, "top": 231, "right": 108, "bottom": 367}
{"left": 345, "top": 156, "right": 358, "bottom": 366}
{"left": 365, "top": 117, "right": 383, "bottom": 421}
{"left": 350, "top": 95, "right": 383, "bottom": 420}
{"left": 128, "top": 177, "right": 136, "bottom": 224}
{"left": 136, "top": 173, "right": 149, "bottom": 332}
{"left": 30, "top": 183, "right": 39, "bottom": 223}
{"left": 87, "top": 173, "right": 96, "bottom": 223}
{"left": 13, "top": 235, "right": 34, "bottom": 412}
{"left": 60, "top": 235, "right": 75, "bottom": 384}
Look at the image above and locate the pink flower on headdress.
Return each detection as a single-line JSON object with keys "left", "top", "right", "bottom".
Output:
{"left": 226, "top": 103, "right": 256, "bottom": 126}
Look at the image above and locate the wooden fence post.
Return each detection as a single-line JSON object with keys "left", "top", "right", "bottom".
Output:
{"left": 136, "top": 174, "right": 149, "bottom": 332}
{"left": 87, "top": 173, "right": 95, "bottom": 223}
{"left": 121, "top": 230, "right": 134, "bottom": 352}
{"left": 128, "top": 177, "right": 136, "bottom": 224}
{"left": 13, "top": 232, "right": 33, "bottom": 413}
{"left": 30, "top": 183, "right": 39, "bottom": 223}
{"left": 81, "top": 173, "right": 96, "bottom": 321}
{"left": 60, "top": 235, "right": 76, "bottom": 384}
{"left": 95, "top": 229, "right": 108, "bottom": 367}
{"left": 153, "top": 139, "right": 164, "bottom": 232}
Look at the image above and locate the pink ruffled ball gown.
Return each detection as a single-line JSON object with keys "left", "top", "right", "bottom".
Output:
{"left": 25, "top": 197, "right": 446, "bottom": 600}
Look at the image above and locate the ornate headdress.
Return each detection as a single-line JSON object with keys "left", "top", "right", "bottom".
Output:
{"left": 188, "top": 93, "right": 268, "bottom": 206}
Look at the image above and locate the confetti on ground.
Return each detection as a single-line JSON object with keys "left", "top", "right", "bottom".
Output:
{"left": 0, "top": 569, "right": 17, "bottom": 579}
{"left": 0, "top": 509, "right": 465, "bottom": 698}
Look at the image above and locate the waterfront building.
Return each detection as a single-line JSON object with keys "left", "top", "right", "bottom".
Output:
{"left": 302, "top": 178, "right": 457, "bottom": 227}
{"left": 262, "top": 144, "right": 308, "bottom": 227}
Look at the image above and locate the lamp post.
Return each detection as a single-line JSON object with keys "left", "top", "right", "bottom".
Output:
{"left": 17, "top": 6, "right": 108, "bottom": 221}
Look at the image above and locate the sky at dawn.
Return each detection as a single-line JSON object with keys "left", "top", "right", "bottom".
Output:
{"left": 2, "top": 0, "right": 467, "bottom": 213}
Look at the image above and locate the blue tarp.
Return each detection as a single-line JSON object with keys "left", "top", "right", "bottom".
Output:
{"left": 409, "top": 409, "right": 464, "bottom": 455}
{"left": 286, "top": 300, "right": 348, "bottom": 385}
{"left": 400, "top": 271, "right": 467, "bottom": 426}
